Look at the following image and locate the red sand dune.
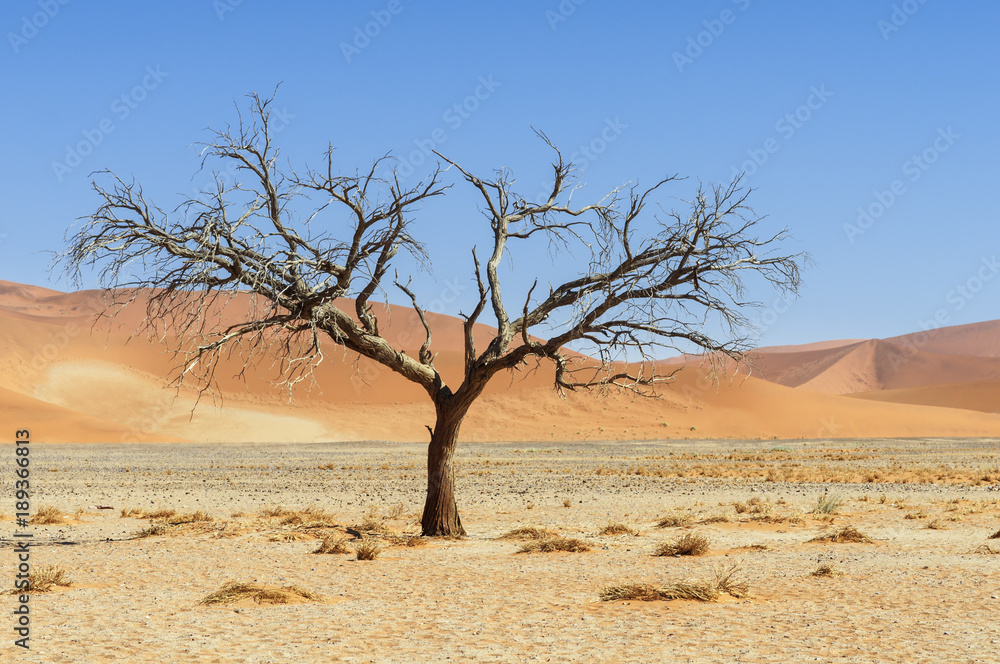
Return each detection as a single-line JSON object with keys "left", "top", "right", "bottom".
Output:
{"left": 4, "top": 279, "right": 1000, "bottom": 443}
{"left": 851, "top": 379, "right": 1000, "bottom": 414}
{"left": 886, "top": 320, "right": 1000, "bottom": 358}
{"left": 748, "top": 339, "right": 1000, "bottom": 395}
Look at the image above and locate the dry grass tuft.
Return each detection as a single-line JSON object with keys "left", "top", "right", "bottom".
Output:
{"left": 268, "top": 532, "right": 314, "bottom": 542}
{"left": 199, "top": 581, "right": 321, "bottom": 606}
{"left": 599, "top": 523, "right": 638, "bottom": 537}
{"left": 904, "top": 511, "right": 928, "bottom": 520}
{"left": 266, "top": 506, "right": 337, "bottom": 527}
{"left": 31, "top": 505, "right": 64, "bottom": 525}
{"left": 598, "top": 583, "right": 665, "bottom": 602}
{"left": 654, "top": 532, "right": 710, "bottom": 557}
{"left": 809, "top": 525, "right": 873, "bottom": 544}
{"left": 311, "top": 536, "right": 350, "bottom": 555}
{"left": 260, "top": 506, "right": 289, "bottom": 517}
{"left": 14, "top": 566, "right": 74, "bottom": 594}
{"left": 355, "top": 537, "right": 381, "bottom": 560}
{"left": 517, "top": 536, "right": 591, "bottom": 553}
{"left": 600, "top": 564, "right": 747, "bottom": 603}
{"left": 385, "top": 502, "right": 407, "bottom": 520}
{"left": 734, "top": 496, "right": 771, "bottom": 515}
{"left": 926, "top": 519, "right": 948, "bottom": 530}
{"left": 656, "top": 513, "right": 693, "bottom": 528}
{"left": 498, "top": 527, "right": 559, "bottom": 541}
{"left": 713, "top": 563, "right": 750, "bottom": 598}
{"left": 969, "top": 544, "right": 1000, "bottom": 555}
{"left": 698, "top": 513, "right": 731, "bottom": 524}
{"left": 168, "top": 511, "right": 214, "bottom": 525}
{"left": 122, "top": 507, "right": 177, "bottom": 520}
{"left": 810, "top": 563, "right": 843, "bottom": 577}
{"left": 132, "top": 523, "right": 169, "bottom": 539}
{"left": 812, "top": 494, "right": 843, "bottom": 515}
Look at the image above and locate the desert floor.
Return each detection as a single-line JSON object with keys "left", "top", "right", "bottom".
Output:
{"left": 3, "top": 438, "right": 1000, "bottom": 663}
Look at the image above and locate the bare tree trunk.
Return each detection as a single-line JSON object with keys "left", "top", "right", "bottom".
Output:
{"left": 421, "top": 400, "right": 470, "bottom": 537}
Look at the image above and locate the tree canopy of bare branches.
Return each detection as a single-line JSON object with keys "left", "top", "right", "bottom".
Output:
{"left": 60, "top": 92, "right": 805, "bottom": 536}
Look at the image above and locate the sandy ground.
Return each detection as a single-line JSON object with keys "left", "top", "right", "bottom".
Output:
{"left": 3, "top": 438, "right": 1000, "bottom": 663}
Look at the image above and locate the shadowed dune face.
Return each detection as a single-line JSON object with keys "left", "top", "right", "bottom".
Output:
{"left": 748, "top": 339, "right": 1000, "bottom": 395}
{"left": 4, "top": 279, "right": 1000, "bottom": 443}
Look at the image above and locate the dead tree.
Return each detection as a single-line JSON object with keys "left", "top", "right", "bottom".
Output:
{"left": 59, "top": 92, "right": 804, "bottom": 536}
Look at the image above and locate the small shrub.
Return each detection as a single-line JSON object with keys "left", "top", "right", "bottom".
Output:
{"left": 734, "top": 496, "right": 771, "bottom": 515}
{"left": 169, "top": 511, "right": 213, "bottom": 524}
{"left": 713, "top": 563, "right": 750, "bottom": 598}
{"left": 656, "top": 513, "right": 692, "bottom": 528}
{"left": 261, "top": 506, "right": 288, "bottom": 517}
{"left": 517, "top": 536, "right": 590, "bottom": 553}
{"left": 199, "top": 581, "right": 320, "bottom": 605}
{"left": 812, "top": 494, "right": 843, "bottom": 515}
{"left": 810, "top": 563, "right": 842, "bottom": 577}
{"left": 599, "top": 523, "right": 638, "bottom": 537}
{"left": 312, "top": 536, "right": 350, "bottom": 555}
{"left": 969, "top": 544, "right": 999, "bottom": 555}
{"left": 809, "top": 525, "right": 873, "bottom": 544}
{"left": 355, "top": 537, "right": 381, "bottom": 561}
{"left": 601, "top": 581, "right": 718, "bottom": 602}
{"left": 25, "top": 566, "right": 73, "bottom": 593}
{"left": 498, "top": 527, "right": 558, "bottom": 541}
{"left": 600, "top": 583, "right": 664, "bottom": 602}
{"left": 698, "top": 514, "right": 731, "bottom": 524}
{"left": 562, "top": 499, "right": 572, "bottom": 508}
{"left": 132, "top": 523, "right": 169, "bottom": 539}
{"left": 599, "top": 564, "right": 747, "bottom": 603}
{"left": 31, "top": 505, "right": 64, "bottom": 525}
{"left": 654, "top": 532, "right": 710, "bottom": 557}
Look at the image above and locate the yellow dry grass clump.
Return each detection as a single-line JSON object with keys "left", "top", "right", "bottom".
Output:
{"left": 517, "top": 536, "right": 591, "bottom": 553}
{"left": 810, "top": 563, "right": 843, "bottom": 577}
{"left": 655, "top": 513, "right": 693, "bottom": 528}
{"left": 600, "top": 564, "right": 748, "bottom": 602}
{"left": 599, "top": 523, "right": 638, "bottom": 536}
{"left": 311, "top": 536, "right": 351, "bottom": 555}
{"left": 31, "top": 505, "right": 64, "bottom": 525}
{"left": 355, "top": 537, "right": 381, "bottom": 560}
{"left": 4, "top": 566, "right": 74, "bottom": 594}
{"left": 655, "top": 532, "right": 710, "bottom": 557}
{"left": 809, "top": 525, "right": 873, "bottom": 544}
{"left": 199, "top": 581, "right": 321, "bottom": 606}
{"left": 498, "top": 527, "right": 559, "bottom": 541}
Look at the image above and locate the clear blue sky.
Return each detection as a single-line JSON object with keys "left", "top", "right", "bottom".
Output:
{"left": 2, "top": 1, "right": 998, "bottom": 347}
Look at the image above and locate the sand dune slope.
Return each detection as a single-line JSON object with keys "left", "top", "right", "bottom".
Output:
{"left": 851, "top": 379, "right": 1000, "bottom": 414}
{"left": 4, "top": 280, "right": 1000, "bottom": 442}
